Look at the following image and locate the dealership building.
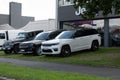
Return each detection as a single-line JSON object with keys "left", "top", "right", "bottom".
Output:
{"left": 56, "top": 0, "right": 120, "bottom": 47}
{"left": 0, "top": 2, "right": 34, "bottom": 29}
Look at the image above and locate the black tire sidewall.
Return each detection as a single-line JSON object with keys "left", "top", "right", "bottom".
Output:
{"left": 35, "top": 46, "right": 41, "bottom": 56}
{"left": 60, "top": 46, "right": 71, "bottom": 57}
{"left": 4, "top": 50, "right": 12, "bottom": 54}
{"left": 13, "top": 45, "right": 19, "bottom": 54}
{"left": 91, "top": 41, "right": 99, "bottom": 51}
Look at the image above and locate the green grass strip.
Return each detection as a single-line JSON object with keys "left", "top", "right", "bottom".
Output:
{"left": 0, "top": 63, "right": 112, "bottom": 80}
{"left": 0, "top": 47, "right": 120, "bottom": 68}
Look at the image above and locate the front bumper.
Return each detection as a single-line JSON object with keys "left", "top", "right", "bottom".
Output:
{"left": 2, "top": 46, "right": 13, "bottom": 51}
{"left": 19, "top": 47, "right": 35, "bottom": 54}
{"left": 2, "top": 42, "right": 14, "bottom": 51}
{"left": 0, "top": 46, "right": 2, "bottom": 50}
{"left": 41, "top": 45, "right": 61, "bottom": 55}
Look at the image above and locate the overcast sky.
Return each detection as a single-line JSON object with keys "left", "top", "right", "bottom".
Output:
{"left": 1, "top": 0, "right": 120, "bottom": 27}
{"left": 0, "top": 0, "right": 56, "bottom": 20}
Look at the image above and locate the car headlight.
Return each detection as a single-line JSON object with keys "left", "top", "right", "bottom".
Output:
{"left": 3, "top": 42, "right": 14, "bottom": 46}
{"left": 9, "top": 42, "right": 15, "bottom": 46}
{"left": 29, "top": 43, "right": 34, "bottom": 47}
{"left": 42, "top": 43, "right": 59, "bottom": 46}
{"left": 51, "top": 43, "right": 59, "bottom": 46}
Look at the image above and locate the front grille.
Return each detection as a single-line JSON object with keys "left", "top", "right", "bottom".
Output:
{"left": 21, "top": 48, "right": 31, "bottom": 51}
{"left": 3, "top": 42, "right": 13, "bottom": 47}
{"left": 42, "top": 44, "right": 52, "bottom": 47}
{"left": 19, "top": 48, "right": 33, "bottom": 54}
{"left": 3, "top": 42, "right": 11, "bottom": 46}
{"left": 20, "top": 43, "right": 30, "bottom": 48}
{"left": 42, "top": 49, "right": 52, "bottom": 53}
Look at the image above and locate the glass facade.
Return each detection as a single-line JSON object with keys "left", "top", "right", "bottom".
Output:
{"left": 57, "top": 0, "right": 120, "bottom": 47}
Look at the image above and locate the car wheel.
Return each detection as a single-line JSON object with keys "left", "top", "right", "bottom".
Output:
{"left": 13, "top": 45, "right": 19, "bottom": 54}
{"left": 91, "top": 41, "right": 99, "bottom": 51}
{"left": 35, "top": 46, "right": 41, "bottom": 56}
{"left": 4, "top": 50, "right": 12, "bottom": 54}
{"left": 60, "top": 46, "right": 71, "bottom": 57}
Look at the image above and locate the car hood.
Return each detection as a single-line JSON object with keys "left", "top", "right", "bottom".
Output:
{"left": 42, "top": 39, "right": 72, "bottom": 44}
{"left": 22, "top": 40, "right": 44, "bottom": 44}
{"left": 4, "top": 38, "right": 26, "bottom": 44}
{"left": 3, "top": 38, "right": 24, "bottom": 45}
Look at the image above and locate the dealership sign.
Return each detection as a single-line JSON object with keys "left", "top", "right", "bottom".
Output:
{"left": 75, "top": 6, "right": 86, "bottom": 16}
{"left": 58, "top": 5, "right": 120, "bottom": 21}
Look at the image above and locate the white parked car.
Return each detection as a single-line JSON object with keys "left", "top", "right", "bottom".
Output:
{"left": 41, "top": 28, "right": 101, "bottom": 56}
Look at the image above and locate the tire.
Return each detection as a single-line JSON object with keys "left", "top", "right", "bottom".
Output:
{"left": 60, "top": 46, "right": 71, "bottom": 57}
{"left": 13, "top": 45, "right": 19, "bottom": 54}
{"left": 91, "top": 41, "right": 99, "bottom": 51}
{"left": 4, "top": 50, "right": 12, "bottom": 54}
{"left": 35, "top": 46, "right": 41, "bottom": 56}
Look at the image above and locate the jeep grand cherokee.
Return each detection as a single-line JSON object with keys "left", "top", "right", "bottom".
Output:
{"left": 41, "top": 28, "right": 101, "bottom": 56}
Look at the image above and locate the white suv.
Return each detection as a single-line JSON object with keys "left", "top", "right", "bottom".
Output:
{"left": 41, "top": 28, "right": 101, "bottom": 56}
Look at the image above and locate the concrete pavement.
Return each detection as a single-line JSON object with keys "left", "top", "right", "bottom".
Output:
{"left": 0, "top": 57, "right": 120, "bottom": 80}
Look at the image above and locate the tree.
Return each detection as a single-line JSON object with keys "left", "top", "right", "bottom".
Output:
{"left": 67, "top": 0, "right": 120, "bottom": 19}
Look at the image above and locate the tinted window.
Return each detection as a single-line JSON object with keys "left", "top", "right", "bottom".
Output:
{"left": 28, "top": 32, "right": 34, "bottom": 38}
{"left": 33, "top": 30, "right": 43, "bottom": 35}
{"left": 27, "top": 30, "right": 43, "bottom": 39}
{"left": 17, "top": 32, "right": 27, "bottom": 38}
{"left": 35, "top": 33, "right": 49, "bottom": 40}
{"left": 78, "top": 29, "right": 98, "bottom": 36}
{"left": 0, "top": 33, "right": 5, "bottom": 39}
{"left": 56, "top": 31, "right": 75, "bottom": 39}
{"left": 47, "top": 30, "right": 63, "bottom": 40}
{"left": 17, "top": 31, "right": 42, "bottom": 40}
{"left": 87, "top": 29, "right": 98, "bottom": 35}
{"left": 74, "top": 31, "right": 82, "bottom": 37}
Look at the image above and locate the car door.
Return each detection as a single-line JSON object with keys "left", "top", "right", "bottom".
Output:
{"left": 72, "top": 30, "right": 91, "bottom": 51}
{"left": 76, "top": 30, "right": 90, "bottom": 50}
{"left": 80, "top": 30, "right": 91, "bottom": 49}
{"left": 71, "top": 30, "right": 85, "bottom": 52}
{"left": 0, "top": 32, "right": 6, "bottom": 50}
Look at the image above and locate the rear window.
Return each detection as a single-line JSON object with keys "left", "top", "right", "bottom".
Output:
{"left": 83, "top": 29, "right": 98, "bottom": 36}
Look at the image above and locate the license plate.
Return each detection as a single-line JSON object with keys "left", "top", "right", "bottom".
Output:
{"left": 43, "top": 48, "right": 49, "bottom": 50}
{"left": 43, "top": 46, "right": 49, "bottom": 49}
{"left": 21, "top": 49, "right": 25, "bottom": 52}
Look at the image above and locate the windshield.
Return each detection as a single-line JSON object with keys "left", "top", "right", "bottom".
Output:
{"left": 56, "top": 31, "right": 75, "bottom": 39}
{"left": 34, "top": 32, "right": 49, "bottom": 40}
{"left": 17, "top": 32, "right": 27, "bottom": 39}
{"left": 47, "top": 30, "right": 63, "bottom": 40}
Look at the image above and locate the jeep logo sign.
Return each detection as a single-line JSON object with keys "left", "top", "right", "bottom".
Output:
{"left": 75, "top": 6, "right": 86, "bottom": 16}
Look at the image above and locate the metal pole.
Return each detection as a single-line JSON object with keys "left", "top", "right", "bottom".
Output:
{"left": 104, "top": 19, "right": 109, "bottom": 47}
{"left": 56, "top": 0, "right": 60, "bottom": 30}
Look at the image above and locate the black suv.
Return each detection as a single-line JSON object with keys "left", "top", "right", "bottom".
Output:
{"left": 2, "top": 30, "right": 43, "bottom": 54}
{"left": 19, "top": 30, "right": 64, "bottom": 55}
